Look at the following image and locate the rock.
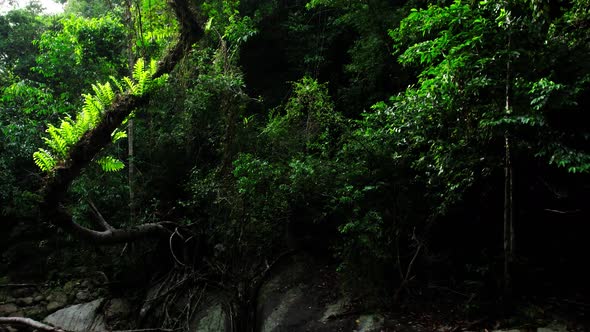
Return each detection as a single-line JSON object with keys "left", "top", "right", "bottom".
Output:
{"left": 321, "top": 297, "right": 350, "bottom": 323}
{"left": 47, "top": 301, "right": 66, "bottom": 312}
{"left": 538, "top": 323, "right": 568, "bottom": 332}
{"left": 8, "top": 310, "right": 23, "bottom": 317}
{"left": 1, "top": 326, "right": 18, "bottom": 332}
{"left": 46, "top": 291, "right": 68, "bottom": 306}
{"left": 44, "top": 298, "right": 106, "bottom": 332}
{"left": 75, "top": 290, "right": 91, "bottom": 302}
{"left": 355, "top": 314, "right": 385, "bottom": 332}
{"left": 194, "top": 303, "right": 227, "bottom": 332}
{"left": 256, "top": 254, "right": 354, "bottom": 332}
{"left": 105, "top": 298, "right": 131, "bottom": 321}
{"left": 11, "top": 287, "right": 35, "bottom": 297}
{"left": 34, "top": 295, "right": 45, "bottom": 303}
{"left": 16, "top": 297, "right": 34, "bottom": 305}
{"left": 0, "top": 303, "right": 18, "bottom": 314}
{"left": 259, "top": 286, "right": 307, "bottom": 332}
{"left": 63, "top": 280, "right": 80, "bottom": 296}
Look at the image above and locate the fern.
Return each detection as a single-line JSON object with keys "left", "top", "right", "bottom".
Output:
{"left": 97, "top": 156, "right": 125, "bottom": 172}
{"left": 44, "top": 125, "right": 68, "bottom": 158}
{"left": 110, "top": 75, "right": 125, "bottom": 93}
{"left": 123, "top": 76, "right": 139, "bottom": 95}
{"left": 33, "top": 149, "right": 57, "bottom": 172}
{"left": 111, "top": 129, "right": 127, "bottom": 142}
{"left": 92, "top": 82, "right": 115, "bottom": 108}
{"left": 33, "top": 57, "right": 167, "bottom": 173}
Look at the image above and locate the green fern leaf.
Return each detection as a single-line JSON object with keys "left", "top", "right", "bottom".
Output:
{"left": 97, "top": 156, "right": 125, "bottom": 172}
{"left": 92, "top": 82, "right": 115, "bottom": 108}
{"left": 110, "top": 75, "right": 124, "bottom": 92}
{"left": 33, "top": 149, "right": 57, "bottom": 172}
{"left": 111, "top": 129, "right": 127, "bottom": 142}
{"left": 45, "top": 124, "right": 68, "bottom": 157}
{"left": 123, "top": 76, "right": 138, "bottom": 95}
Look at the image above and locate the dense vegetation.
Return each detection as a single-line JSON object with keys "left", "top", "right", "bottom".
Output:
{"left": 1, "top": 0, "right": 589, "bottom": 329}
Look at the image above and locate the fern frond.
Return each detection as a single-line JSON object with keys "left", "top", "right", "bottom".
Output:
{"left": 149, "top": 59, "right": 158, "bottom": 77}
{"left": 111, "top": 129, "right": 127, "bottom": 142}
{"left": 123, "top": 76, "right": 138, "bottom": 95}
{"left": 82, "top": 93, "right": 104, "bottom": 126}
{"left": 59, "top": 117, "right": 79, "bottom": 145}
{"left": 96, "top": 156, "right": 125, "bottom": 172}
{"left": 132, "top": 58, "right": 146, "bottom": 83}
{"left": 92, "top": 82, "right": 115, "bottom": 108}
{"left": 110, "top": 75, "right": 124, "bottom": 92}
{"left": 45, "top": 124, "right": 68, "bottom": 157}
{"left": 33, "top": 149, "right": 57, "bottom": 172}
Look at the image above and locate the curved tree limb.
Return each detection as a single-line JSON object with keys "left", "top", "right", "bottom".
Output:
{"left": 40, "top": 0, "right": 203, "bottom": 244}
{"left": 0, "top": 317, "right": 68, "bottom": 332}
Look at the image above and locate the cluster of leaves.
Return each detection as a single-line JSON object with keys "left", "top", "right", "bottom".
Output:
{"left": 33, "top": 13, "right": 127, "bottom": 98}
{"left": 33, "top": 58, "right": 167, "bottom": 173}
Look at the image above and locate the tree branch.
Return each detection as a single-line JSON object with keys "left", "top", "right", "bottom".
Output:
{"left": 0, "top": 317, "right": 68, "bottom": 332}
{"left": 39, "top": 0, "right": 203, "bottom": 245}
{"left": 87, "top": 198, "right": 115, "bottom": 231}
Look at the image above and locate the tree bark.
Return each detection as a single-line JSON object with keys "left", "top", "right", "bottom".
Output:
{"left": 503, "top": 13, "right": 514, "bottom": 300}
{"left": 126, "top": 0, "right": 137, "bottom": 225}
{"left": 39, "top": 0, "right": 202, "bottom": 244}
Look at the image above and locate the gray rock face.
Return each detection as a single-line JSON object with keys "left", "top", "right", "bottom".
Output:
{"left": 16, "top": 296, "right": 34, "bottom": 306}
{"left": 43, "top": 298, "right": 106, "bottom": 332}
{"left": 194, "top": 303, "right": 227, "bottom": 332}
{"left": 356, "top": 314, "right": 385, "bottom": 332}
{"left": 256, "top": 255, "right": 356, "bottom": 332}
{"left": 0, "top": 303, "right": 18, "bottom": 315}
{"left": 75, "top": 290, "right": 91, "bottom": 302}
{"left": 105, "top": 298, "right": 131, "bottom": 321}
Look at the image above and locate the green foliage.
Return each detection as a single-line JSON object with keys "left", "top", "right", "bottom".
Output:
{"left": 33, "top": 13, "right": 127, "bottom": 97}
{"left": 202, "top": 0, "right": 257, "bottom": 46}
{"left": 33, "top": 58, "right": 166, "bottom": 173}
{"left": 264, "top": 76, "right": 342, "bottom": 154}
{"left": 97, "top": 155, "right": 125, "bottom": 172}
{"left": 131, "top": 0, "right": 178, "bottom": 58}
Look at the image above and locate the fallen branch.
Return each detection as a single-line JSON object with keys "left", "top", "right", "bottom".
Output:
{"left": 0, "top": 283, "right": 42, "bottom": 288}
{"left": 0, "top": 317, "right": 176, "bottom": 332}
{"left": 0, "top": 317, "right": 68, "bottom": 332}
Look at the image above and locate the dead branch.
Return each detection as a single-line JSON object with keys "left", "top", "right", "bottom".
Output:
{"left": 394, "top": 231, "right": 423, "bottom": 303}
{"left": 87, "top": 198, "right": 115, "bottom": 231}
{"left": 0, "top": 317, "right": 68, "bottom": 332}
{"left": 0, "top": 283, "right": 42, "bottom": 288}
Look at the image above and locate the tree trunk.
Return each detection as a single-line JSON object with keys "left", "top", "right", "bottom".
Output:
{"left": 39, "top": 0, "right": 202, "bottom": 245}
{"left": 503, "top": 16, "right": 514, "bottom": 300}
{"left": 126, "top": 0, "right": 136, "bottom": 225}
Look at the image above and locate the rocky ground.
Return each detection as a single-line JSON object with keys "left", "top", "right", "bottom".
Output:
{"left": 1, "top": 253, "right": 587, "bottom": 332}
{"left": 0, "top": 222, "right": 588, "bottom": 332}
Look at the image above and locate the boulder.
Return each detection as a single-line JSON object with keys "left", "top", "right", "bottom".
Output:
{"left": 43, "top": 298, "right": 106, "bottom": 332}
{"left": 0, "top": 303, "right": 18, "bottom": 315}
{"left": 75, "top": 290, "right": 91, "bottom": 302}
{"left": 16, "top": 297, "right": 34, "bottom": 306}
{"left": 256, "top": 254, "right": 354, "bottom": 332}
{"left": 355, "top": 314, "right": 385, "bottom": 332}
{"left": 193, "top": 303, "right": 228, "bottom": 332}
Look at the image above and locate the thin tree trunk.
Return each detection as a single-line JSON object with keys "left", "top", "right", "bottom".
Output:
{"left": 126, "top": 0, "right": 136, "bottom": 225}
{"left": 503, "top": 17, "right": 514, "bottom": 299}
